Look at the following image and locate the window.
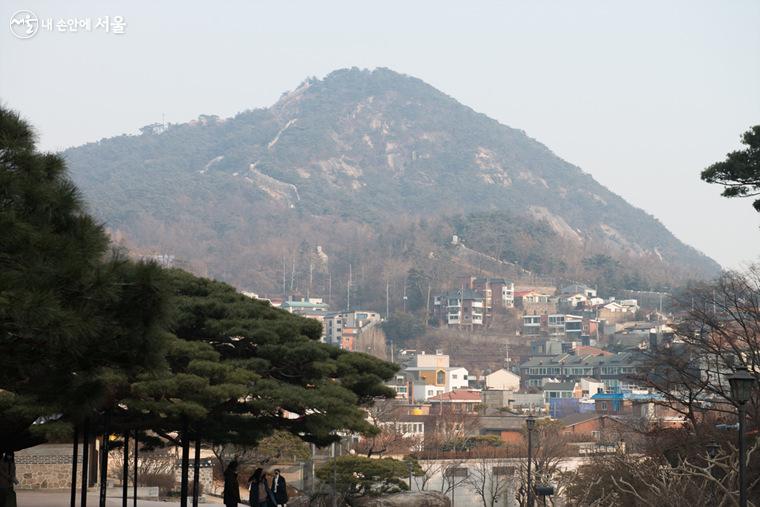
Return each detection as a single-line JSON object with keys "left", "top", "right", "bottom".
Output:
{"left": 452, "top": 374, "right": 458, "bottom": 379}
{"left": 436, "top": 370, "right": 445, "bottom": 384}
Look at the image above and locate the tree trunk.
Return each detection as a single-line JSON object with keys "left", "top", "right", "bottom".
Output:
{"left": 180, "top": 421, "right": 190, "bottom": 507}
{"left": 133, "top": 431, "right": 138, "bottom": 507}
{"left": 122, "top": 431, "right": 129, "bottom": 507}
{"left": 192, "top": 438, "right": 201, "bottom": 507}
{"left": 70, "top": 426, "right": 79, "bottom": 507}
{"left": 99, "top": 411, "right": 110, "bottom": 507}
{"left": 81, "top": 419, "right": 90, "bottom": 507}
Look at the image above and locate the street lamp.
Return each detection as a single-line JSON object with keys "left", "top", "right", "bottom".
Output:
{"left": 526, "top": 415, "right": 536, "bottom": 507}
{"left": 728, "top": 366, "right": 756, "bottom": 507}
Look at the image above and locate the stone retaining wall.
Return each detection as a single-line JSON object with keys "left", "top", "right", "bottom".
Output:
{"left": 16, "top": 444, "right": 84, "bottom": 490}
{"left": 172, "top": 462, "right": 214, "bottom": 495}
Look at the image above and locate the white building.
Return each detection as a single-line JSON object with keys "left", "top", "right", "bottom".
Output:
{"left": 447, "top": 366, "right": 470, "bottom": 391}
{"left": 323, "top": 310, "right": 382, "bottom": 347}
{"left": 485, "top": 369, "right": 521, "bottom": 391}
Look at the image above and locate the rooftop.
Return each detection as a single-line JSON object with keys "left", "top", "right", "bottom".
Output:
{"left": 543, "top": 381, "right": 577, "bottom": 391}
{"left": 573, "top": 346, "right": 613, "bottom": 357}
{"left": 428, "top": 390, "right": 482, "bottom": 403}
{"left": 560, "top": 412, "right": 604, "bottom": 427}
{"left": 438, "top": 289, "right": 482, "bottom": 300}
{"left": 520, "top": 352, "right": 641, "bottom": 368}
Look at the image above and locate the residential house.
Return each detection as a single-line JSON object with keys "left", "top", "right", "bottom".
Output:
{"left": 281, "top": 297, "right": 329, "bottom": 315}
{"left": 428, "top": 390, "right": 482, "bottom": 415}
{"left": 433, "top": 289, "right": 485, "bottom": 328}
{"left": 405, "top": 351, "right": 470, "bottom": 401}
{"left": 485, "top": 369, "right": 520, "bottom": 391}
{"left": 522, "top": 313, "right": 585, "bottom": 339}
{"left": 467, "top": 277, "right": 515, "bottom": 311}
{"left": 323, "top": 310, "right": 382, "bottom": 350}
{"left": 519, "top": 352, "right": 643, "bottom": 390}
{"left": 385, "top": 375, "right": 411, "bottom": 401}
{"left": 560, "top": 284, "right": 597, "bottom": 299}
{"left": 411, "top": 381, "right": 445, "bottom": 402}
{"left": 447, "top": 366, "right": 470, "bottom": 391}
{"left": 579, "top": 377, "right": 606, "bottom": 397}
{"left": 515, "top": 290, "right": 554, "bottom": 313}
{"left": 542, "top": 381, "right": 581, "bottom": 403}
{"left": 478, "top": 415, "right": 535, "bottom": 445}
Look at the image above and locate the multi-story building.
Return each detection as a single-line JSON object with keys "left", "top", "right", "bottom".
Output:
{"left": 323, "top": 310, "right": 382, "bottom": 350}
{"left": 404, "top": 351, "right": 472, "bottom": 402}
{"left": 519, "top": 352, "right": 643, "bottom": 390}
{"left": 433, "top": 289, "right": 485, "bottom": 328}
{"left": 522, "top": 313, "right": 591, "bottom": 341}
{"left": 465, "top": 277, "right": 515, "bottom": 311}
{"left": 281, "top": 297, "right": 329, "bottom": 315}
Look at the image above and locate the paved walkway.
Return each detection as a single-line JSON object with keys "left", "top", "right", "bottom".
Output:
{"left": 16, "top": 491, "right": 224, "bottom": 507}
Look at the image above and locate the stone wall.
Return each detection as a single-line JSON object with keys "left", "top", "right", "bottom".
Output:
{"left": 16, "top": 444, "right": 84, "bottom": 490}
{"left": 172, "top": 461, "right": 213, "bottom": 495}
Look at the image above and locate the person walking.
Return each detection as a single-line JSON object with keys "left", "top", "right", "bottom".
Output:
{"left": 222, "top": 460, "right": 241, "bottom": 507}
{"left": 270, "top": 469, "right": 288, "bottom": 507}
{"left": 0, "top": 451, "right": 18, "bottom": 507}
{"left": 247, "top": 468, "right": 276, "bottom": 507}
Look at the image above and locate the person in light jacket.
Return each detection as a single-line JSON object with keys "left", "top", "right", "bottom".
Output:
{"left": 248, "top": 468, "right": 276, "bottom": 507}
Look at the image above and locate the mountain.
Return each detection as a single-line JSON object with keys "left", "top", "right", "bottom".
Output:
{"left": 63, "top": 67, "right": 720, "bottom": 304}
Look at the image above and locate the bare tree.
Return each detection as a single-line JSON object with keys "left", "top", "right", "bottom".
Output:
{"left": 641, "top": 266, "right": 760, "bottom": 429}
{"left": 513, "top": 420, "right": 570, "bottom": 506}
{"left": 564, "top": 438, "right": 760, "bottom": 507}
{"left": 464, "top": 447, "right": 515, "bottom": 507}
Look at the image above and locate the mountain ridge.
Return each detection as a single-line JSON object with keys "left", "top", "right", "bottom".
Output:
{"left": 62, "top": 67, "right": 720, "bottom": 300}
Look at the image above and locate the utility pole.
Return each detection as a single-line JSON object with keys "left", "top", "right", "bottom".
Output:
{"left": 426, "top": 284, "right": 432, "bottom": 327}
{"left": 289, "top": 255, "right": 296, "bottom": 292}
{"left": 308, "top": 262, "right": 313, "bottom": 299}
{"left": 331, "top": 442, "right": 337, "bottom": 507}
{"left": 386, "top": 279, "right": 390, "bottom": 318}
{"left": 403, "top": 278, "right": 407, "bottom": 313}
{"left": 282, "top": 256, "right": 286, "bottom": 297}
{"left": 346, "top": 264, "right": 352, "bottom": 312}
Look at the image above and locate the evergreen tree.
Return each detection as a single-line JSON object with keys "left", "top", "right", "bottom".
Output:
{"left": 702, "top": 125, "right": 760, "bottom": 211}
{"left": 0, "top": 108, "right": 170, "bottom": 450}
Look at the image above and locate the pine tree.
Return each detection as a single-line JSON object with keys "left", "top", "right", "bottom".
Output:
{"left": 0, "top": 108, "right": 170, "bottom": 450}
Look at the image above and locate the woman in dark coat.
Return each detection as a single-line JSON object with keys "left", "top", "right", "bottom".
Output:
{"left": 248, "top": 468, "right": 277, "bottom": 507}
{"left": 222, "top": 460, "right": 241, "bottom": 507}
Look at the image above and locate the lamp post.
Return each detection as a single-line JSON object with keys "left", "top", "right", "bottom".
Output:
{"left": 728, "top": 366, "right": 756, "bottom": 507}
{"left": 526, "top": 415, "right": 536, "bottom": 507}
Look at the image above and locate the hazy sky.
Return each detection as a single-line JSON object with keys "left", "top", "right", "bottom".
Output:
{"left": 2, "top": 0, "right": 759, "bottom": 269}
